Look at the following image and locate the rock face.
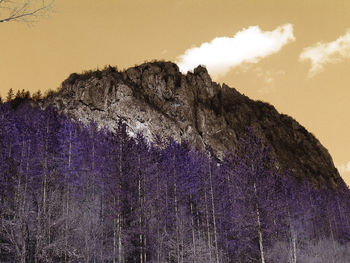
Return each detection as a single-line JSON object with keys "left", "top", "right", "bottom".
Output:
{"left": 41, "top": 61, "right": 342, "bottom": 187}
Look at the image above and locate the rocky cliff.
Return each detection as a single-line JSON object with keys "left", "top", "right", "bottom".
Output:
{"left": 41, "top": 61, "right": 342, "bottom": 187}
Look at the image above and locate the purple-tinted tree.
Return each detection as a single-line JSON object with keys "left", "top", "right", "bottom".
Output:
{"left": 0, "top": 101, "right": 349, "bottom": 263}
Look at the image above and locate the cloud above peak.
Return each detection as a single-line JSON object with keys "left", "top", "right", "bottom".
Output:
{"left": 300, "top": 30, "right": 350, "bottom": 76}
{"left": 176, "top": 24, "right": 295, "bottom": 78}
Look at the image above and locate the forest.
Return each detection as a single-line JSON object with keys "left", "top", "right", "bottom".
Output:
{"left": 0, "top": 98, "right": 349, "bottom": 263}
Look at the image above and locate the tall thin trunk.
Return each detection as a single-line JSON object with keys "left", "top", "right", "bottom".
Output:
{"left": 113, "top": 197, "right": 117, "bottom": 263}
{"left": 291, "top": 234, "right": 297, "bottom": 263}
{"left": 181, "top": 230, "right": 184, "bottom": 263}
{"left": 64, "top": 130, "right": 72, "bottom": 263}
{"left": 23, "top": 140, "right": 30, "bottom": 213}
{"left": 23, "top": 140, "right": 31, "bottom": 263}
{"left": 253, "top": 182, "right": 265, "bottom": 263}
{"left": 165, "top": 181, "right": 169, "bottom": 262}
{"left": 91, "top": 141, "right": 97, "bottom": 263}
{"left": 16, "top": 137, "right": 27, "bottom": 263}
{"left": 138, "top": 155, "right": 144, "bottom": 263}
{"left": 100, "top": 185, "right": 104, "bottom": 262}
{"left": 156, "top": 170, "right": 161, "bottom": 263}
{"left": 118, "top": 142, "right": 123, "bottom": 263}
{"left": 196, "top": 210, "right": 201, "bottom": 240}
{"left": 118, "top": 213, "right": 122, "bottom": 263}
{"left": 85, "top": 212, "right": 90, "bottom": 263}
{"left": 174, "top": 182, "right": 180, "bottom": 263}
{"left": 15, "top": 138, "right": 26, "bottom": 221}
{"left": 204, "top": 190, "right": 212, "bottom": 262}
{"left": 144, "top": 236, "right": 147, "bottom": 263}
{"left": 41, "top": 121, "right": 50, "bottom": 260}
{"left": 43, "top": 121, "right": 49, "bottom": 215}
{"left": 64, "top": 185, "right": 69, "bottom": 263}
{"left": 190, "top": 194, "right": 197, "bottom": 263}
{"left": 113, "top": 184, "right": 123, "bottom": 263}
{"left": 284, "top": 185, "right": 296, "bottom": 263}
{"left": 173, "top": 154, "right": 180, "bottom": 263}
{"left": 286, "top": 203, "right": 296, "bottom": 263}
{"left": 92, "top": 142, "right": 95, "bottom": 192}
{"left": 208, "top": 157, "right": 219, "bottom": 263}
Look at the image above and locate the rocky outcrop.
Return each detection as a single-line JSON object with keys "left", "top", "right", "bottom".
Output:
{"left": 41, "top": 61, "right": 342, "bottom": 187}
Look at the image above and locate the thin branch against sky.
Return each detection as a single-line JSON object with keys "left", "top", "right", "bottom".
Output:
{"left": 0, "top": 0, "right": 54, "bottom": 23}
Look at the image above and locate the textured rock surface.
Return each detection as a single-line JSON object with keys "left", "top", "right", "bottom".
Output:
{"left": 41, "top": 61, "right": 342, "bottom": 187}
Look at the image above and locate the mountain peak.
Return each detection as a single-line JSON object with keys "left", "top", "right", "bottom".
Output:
{"left": 41, "top": 61, "right": 343, "bottom": 188}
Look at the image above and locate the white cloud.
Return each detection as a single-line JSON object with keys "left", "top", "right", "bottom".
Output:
{"left": 299, "top": 30, "right": 350, "bottom": 76}
{"left": 337, "top": 161, "right": 350, "bottom": 173}
{"left": 176, "top": 24, "right": 295, "bottom": 78}
{"left": 253, "top": 67, "right": 285, "bottom": 93}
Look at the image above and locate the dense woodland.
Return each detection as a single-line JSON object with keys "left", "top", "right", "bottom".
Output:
{"left": 0, "top": 96, "right": 349, "bottom": 263}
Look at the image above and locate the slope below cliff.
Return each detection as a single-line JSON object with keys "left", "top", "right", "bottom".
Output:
{"left": 41, "top": 61, "right": 342, "bottom": 187}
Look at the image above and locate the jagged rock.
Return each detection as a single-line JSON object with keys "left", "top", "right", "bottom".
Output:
{"left": 41, "top": 61, "right": 343, "bottom": 188}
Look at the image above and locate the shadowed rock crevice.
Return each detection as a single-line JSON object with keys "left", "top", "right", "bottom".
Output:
{"left": 41, "top": 61, "right": 342, "bottom": 187}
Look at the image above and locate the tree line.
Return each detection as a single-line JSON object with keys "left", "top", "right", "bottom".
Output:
{"left": 0, "top": 88, "right": 47, "bottom": 103}
{"left": 0, "top": 99, "right": 349, "bottom": 262}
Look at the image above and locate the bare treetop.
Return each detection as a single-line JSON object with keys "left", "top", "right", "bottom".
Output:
{"left": 0, "top": 0, "right": 54, "bottom": 23}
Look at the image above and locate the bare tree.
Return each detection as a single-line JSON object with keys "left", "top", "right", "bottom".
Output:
{"left": 0, "top": 0, "right": 54, "bottom": 23}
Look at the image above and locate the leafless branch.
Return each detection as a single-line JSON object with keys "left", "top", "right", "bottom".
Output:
{"left": 0, "top": 0, "right": 54, "bottom": 23}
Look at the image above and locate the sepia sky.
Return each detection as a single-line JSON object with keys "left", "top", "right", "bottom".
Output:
{"left": 1, "top": 0, "right": 350, "bottom": 186}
